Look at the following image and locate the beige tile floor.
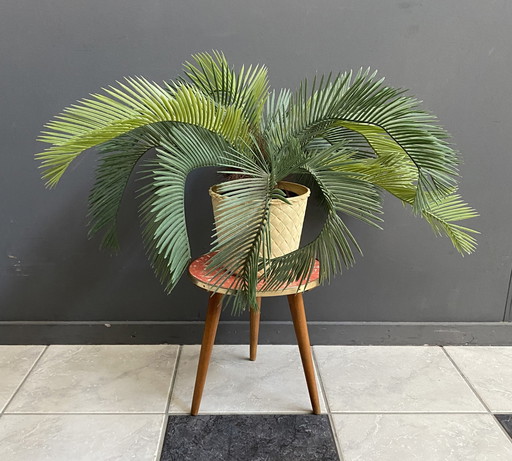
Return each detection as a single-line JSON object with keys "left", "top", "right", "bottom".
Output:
{"left": 0, "top": 345, "right": 511, "bottom": 460}
{"left": 169, "top": 345, "right": 326, "bottom": 414}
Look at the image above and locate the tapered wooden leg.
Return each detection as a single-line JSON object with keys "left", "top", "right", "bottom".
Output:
{"left": 249, "top": 298, "right": 262, "bottom": 361}
{"left": 191, "top": 292, "right": 223, "bottom": 415}
{"left": 287, "top": 293, "right": 321, "bottom": 415}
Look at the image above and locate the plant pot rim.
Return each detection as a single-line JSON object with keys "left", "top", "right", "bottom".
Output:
{"left": 209, "top": 180, "right": 310, "bottom": 204}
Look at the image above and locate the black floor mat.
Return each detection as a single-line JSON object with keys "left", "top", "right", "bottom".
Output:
{"left": 160, "top": 414, "right": 340, "bottom": 461}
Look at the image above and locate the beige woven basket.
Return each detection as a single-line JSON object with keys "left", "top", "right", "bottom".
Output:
{"left": 209, "top": 181, "right": 310, "bottom": 262}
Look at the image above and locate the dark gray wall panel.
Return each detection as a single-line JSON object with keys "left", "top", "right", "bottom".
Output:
{"left": 1, "top": 1, "right": 511, "bottom": 332}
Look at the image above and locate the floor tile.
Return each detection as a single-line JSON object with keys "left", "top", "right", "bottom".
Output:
{"left": 169, "top": 345, "right": 325, "bottom": 414}
{"left": 0, "top": 414, "right": 164, "bottom": 461}
{"left": 314, "top": 346, "right": 485, "bottom": 412}
{"left": 0, "top": 346, "right": 45, "bottom": 412}
{"left": 6, "top": 345, "right": 178, "bottom": 413}
{"left": 332, "top": 413, "right": 512, "bottom": 461}
{"left": 445, "top": 347, "right": 512, "bottom": 412}
{"left": 496, "top": 414, "right": 512, "bottom": 438}
{"left": 161, "top": 414, "right": 339, "bottom": 461}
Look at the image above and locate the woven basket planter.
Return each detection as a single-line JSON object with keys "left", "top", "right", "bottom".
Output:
{"left": 209, "top": 181, "right": 310, "bottom": 265}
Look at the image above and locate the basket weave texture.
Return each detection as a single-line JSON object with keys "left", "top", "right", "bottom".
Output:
{"left": 209, "top": 181, "right": 310, "bottom": 259}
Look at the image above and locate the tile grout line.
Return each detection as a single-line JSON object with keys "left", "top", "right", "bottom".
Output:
{"left": 1, "top": 409, "right": 493, "bottom": 416}
{"left": 1, "top": 345, "right": 48, "bottom": 415}
{"left": 155, "top": 345, "right": 182, "bottom": 461}
{"left": 329, "top": 410, "right": 489, "bottom": 415}
{"left": 441, "top": 347, "right": 492, "bottom": 414}
{"left": 3, "top": 412, "right": 173, "bottom": 416}
{"left": 312, "top": 347, "right": 345, "bottom": 461}
{"left": 441, "top": 347, "right": 512, "bottom": 444}
{"left": 166, "top": 345, "right": 182, "bottom": 414}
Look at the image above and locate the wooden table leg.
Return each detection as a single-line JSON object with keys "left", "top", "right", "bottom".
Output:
{"left": 191, "top": 291, "right": 223, "bottom": 416}
{"left": 249, "top": 297, "right": 262, "bottom": 361}
{"left": 287, "top": 293, "right": 321, "bottom": 415}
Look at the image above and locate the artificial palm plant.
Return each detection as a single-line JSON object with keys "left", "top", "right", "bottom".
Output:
{"left": 37, "top": 51, "right": 478, "bottom": 313}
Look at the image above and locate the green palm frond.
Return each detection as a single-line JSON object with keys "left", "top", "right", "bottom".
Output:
{"left": 340, "top": 153, "right": 418, "bottom": 201}
{"left": 420, "top": 194, "right": 479, "bottom": 255}
{"left": 260, "top": 147, "right": 384, "bottom": 292}
{"left": 301, "top": 144, "right": 383, "bottom": 227}
{"left": 87, "top": 129, "right": 155, "bottom": 250}
{"left": 344, "top": 157, "right": 478, "bottom": 254}
{"left": 182, "top": 50, "right": 269, "bottom": 129}
{"left": 37, "top": 78, "right": 251, "bottom": 187}
{"left": 273, "top": 69, "right": 459, "bottom": 212}
{"left": 138, "top": 123, "right": 232, "bottom": 292}
{"left": 205, "top": 145, "right": 275, "bottom": 313}
{"left": 263, "top": 88, "right": 291, "bottom": 135}
{"left": 207, "top": 176, "right": 274, "bottom": 313}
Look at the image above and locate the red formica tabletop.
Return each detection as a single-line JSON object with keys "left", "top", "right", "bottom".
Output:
{"left": 188, "top": 252, "right": 321, "bottom": 297}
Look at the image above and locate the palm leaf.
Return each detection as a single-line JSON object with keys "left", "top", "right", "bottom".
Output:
{"left": 37, "top": 78, "right": 251, "bottom": 187}
{"left": 343, "top": 157, "right": 478, "bottom": 254}
{"left": 206, "top": 148, "right": 274, "bottom": 313}
{"left": 271, "top": 70, "right": 459, "bottom": 212}
{"left": 87, "top": 129, "right": 155, "bottom": 250}
{"left": 301, "top": 144, "right": 383, "bottom": 227}
{"left": 420, "top": 194, "right": 479, "bottom": 254}
{"left": 259, "top": 146, "right": 383, "bottom": 292}
{"left": 182, "top": 50, "right": 269, "bottom": 129}
{"left": 137, "top": 123, "right": 233, "bottom": 292}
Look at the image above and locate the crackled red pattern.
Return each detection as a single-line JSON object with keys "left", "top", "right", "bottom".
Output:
{"left": 189, "top": 252, "right": 320, "bottom": 291}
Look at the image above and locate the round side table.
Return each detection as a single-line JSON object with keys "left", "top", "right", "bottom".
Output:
{"left": 188, "top": 252, "right": 321, "bottom": 415}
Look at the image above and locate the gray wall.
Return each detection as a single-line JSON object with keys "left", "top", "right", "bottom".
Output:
{"left": 1, "top": 0, "right": 511, "bottom": 343}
